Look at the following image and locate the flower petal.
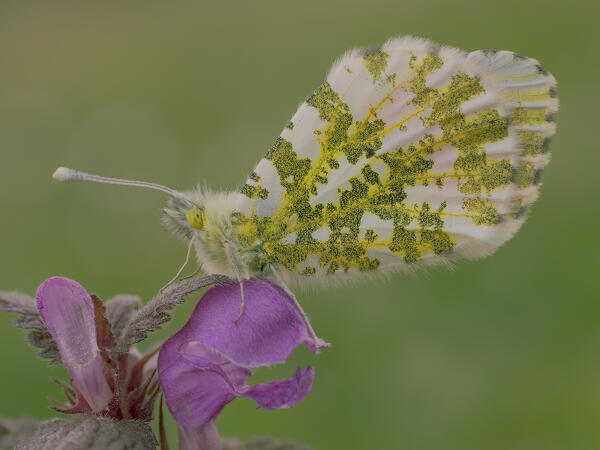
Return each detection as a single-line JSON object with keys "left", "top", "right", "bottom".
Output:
{"left": 180, "top": 341, "right": 251, "bottom": 388}
{"left": 178, "top": 421, "right": 221, "bottom": 450}
{"left": 240, "top": 366, "right": 315, "bottom": 410}
{"left": 158, "top": 279, "right": 325, "bottom": 449}
{"left": 162, "top": 279, "right": 326, "bottom": 369}
{"left": 36, "top": 277, "right": 112, "bottom": 412}
{"left": 159, "top": 361, "right": 236, "bottom": 430}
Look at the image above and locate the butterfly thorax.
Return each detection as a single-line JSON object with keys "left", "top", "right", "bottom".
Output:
{"left": 161, "top": 189, "right": 269, "bottom": 280}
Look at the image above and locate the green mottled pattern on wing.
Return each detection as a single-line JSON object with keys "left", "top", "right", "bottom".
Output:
{"left": 235, "top": 37, "right": 557, "bottom": 278}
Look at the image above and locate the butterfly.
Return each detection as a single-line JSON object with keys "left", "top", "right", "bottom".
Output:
{"left": 54, "top": 36, "right": 557, "bottom": 300}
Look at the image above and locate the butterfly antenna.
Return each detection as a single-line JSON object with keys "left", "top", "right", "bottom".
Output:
{"left": 52, "top": 167, "right": 182, "bottom": 198}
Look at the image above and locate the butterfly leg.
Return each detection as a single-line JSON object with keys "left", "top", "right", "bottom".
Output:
{"left": 179, "top": 265, "right": 202, "bottom": 281}
{"left": 236, "top": 280, "right": 245, "bottom": 325}
{"left": 223, "top": 240, "right": 246, "bottom": 324}
{"left": 269, "top": 264, "right": 329, "bottom": 353}
{"left": 160, "top": 235, "right": 196, "bottom": 292}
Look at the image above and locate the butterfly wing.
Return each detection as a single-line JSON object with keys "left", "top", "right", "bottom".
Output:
{"left": 234, "top": 36, "right": 557, "bottom": 283}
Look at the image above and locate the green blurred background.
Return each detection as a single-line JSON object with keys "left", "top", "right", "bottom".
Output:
{"left": 0, "top": 1, "right": 598, "bottom": 448}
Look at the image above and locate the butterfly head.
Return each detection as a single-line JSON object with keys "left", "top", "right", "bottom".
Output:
{"left": 186, "top": 206, "right": 205, "bottom": 230}
{"left": 158, "top": 191, "right": 207, "bottom": 241}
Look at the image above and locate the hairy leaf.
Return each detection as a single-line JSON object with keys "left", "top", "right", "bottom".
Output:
{"left": 0, "top": 292, "right": 37, "bottom": 316}
{"left": 116, "top": 274, "right": 231, "bottom": 352}
{"left": 105, "top": 295, "right": 142, "bottom": 341}
{"left": 16, "top": 416, "right": 157, "bottom": 450}
{"left": 0, "top": 292, "right": 60, "bottom": 365}
{"left": 0, "top": 417, "right": 39, "bottom": 450}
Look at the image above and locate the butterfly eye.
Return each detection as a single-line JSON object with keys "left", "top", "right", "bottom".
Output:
{"left": 186, "top": 207, "right": 205, "bottom": 230}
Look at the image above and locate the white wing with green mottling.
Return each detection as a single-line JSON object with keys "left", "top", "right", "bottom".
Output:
{"left": 234, "top": 36, "right": 557, "bottom": 284}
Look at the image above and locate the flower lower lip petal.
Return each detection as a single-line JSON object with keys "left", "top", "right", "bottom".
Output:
{"left": 240, "top": 366, "right": 315, "bottom": 410}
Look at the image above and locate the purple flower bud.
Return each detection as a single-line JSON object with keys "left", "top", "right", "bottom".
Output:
{"left": 36, "top": 277, "right": 113, "bottom": 412}
{"left": 158, "top": 279, "right": 328, "bottom": 450}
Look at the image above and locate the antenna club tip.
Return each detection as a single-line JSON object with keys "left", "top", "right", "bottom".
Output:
{"left": 52, "top": 167, "right": 79, "bottom": 182}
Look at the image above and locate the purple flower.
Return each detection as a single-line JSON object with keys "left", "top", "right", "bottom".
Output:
{"left": 158, "top": 279, "right": 328, "bottom": 450}
{"left": 36, "top": 277, "right": 113, "bottom": 412}
{"left": 35, "top": 277, "right": 160, "bottom": 420}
